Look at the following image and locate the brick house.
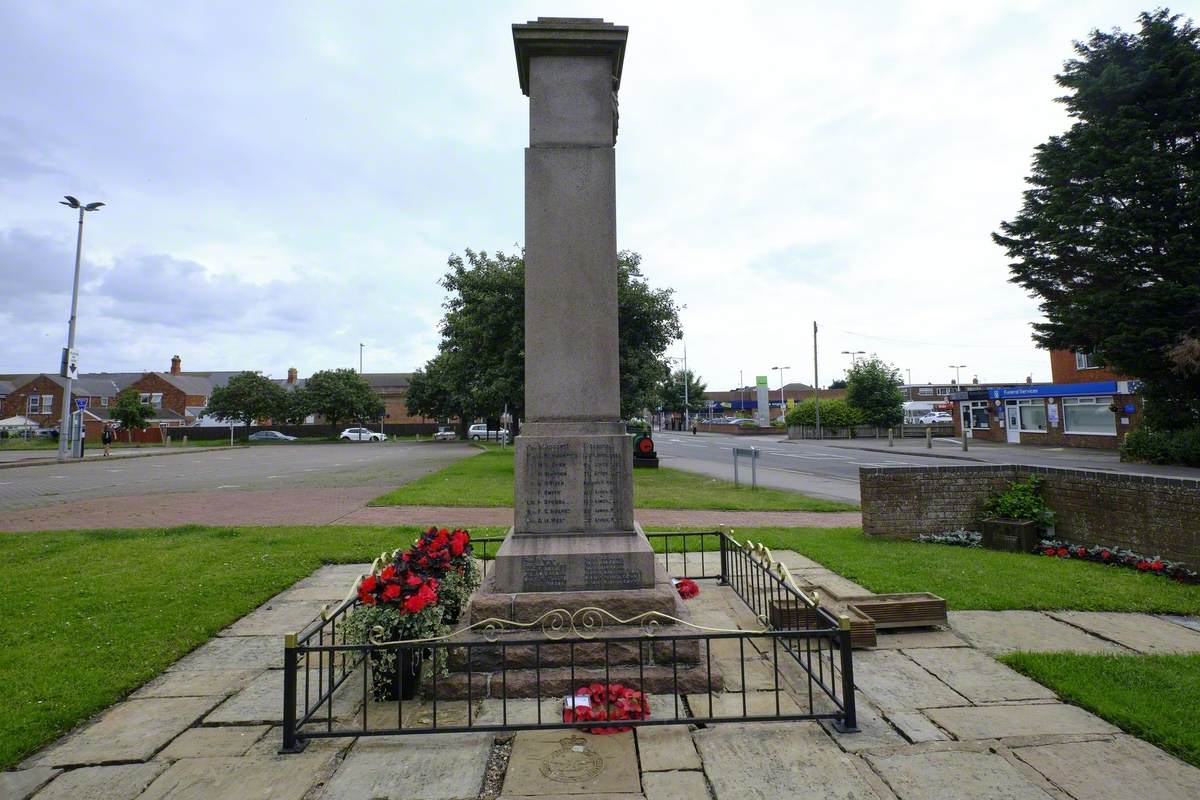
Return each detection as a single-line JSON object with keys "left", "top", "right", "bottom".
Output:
{"left": 951, "top": 350, "right": 1140, "bottom": 450}
{"left": 0, "top": 374, "right": 122, "bottom": 428}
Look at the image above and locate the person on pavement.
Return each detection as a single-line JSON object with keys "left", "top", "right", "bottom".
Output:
{"left": 101, "top": 423, "right": 115, "bottom": 456}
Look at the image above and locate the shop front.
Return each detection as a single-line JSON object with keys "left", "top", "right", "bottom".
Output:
{"left": 951, "top": 380, "right": 1141, "bottom": 449}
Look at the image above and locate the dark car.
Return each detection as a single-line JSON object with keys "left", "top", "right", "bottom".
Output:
{"left": 248, "top": 430, "right": 298, "bottom": 442}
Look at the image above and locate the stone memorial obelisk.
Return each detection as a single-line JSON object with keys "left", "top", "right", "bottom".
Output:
{"left": 492, "top": 18, "right": 657, "bottom": 594}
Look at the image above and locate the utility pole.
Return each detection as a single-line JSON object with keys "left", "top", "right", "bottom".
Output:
{"left": 682, "top": 340, "right": 689, "bottom": 431}
{"left": 57, "top": 196, "right": 103, "bottom": 462}
{"left": 739, "top": 369, "right": 744, "bottom": 417}
{"left": 813, "top": 321, "right": 821, "bottom": 439}
{"left": 359, "top": 343, "right": 365, "bottom": 374}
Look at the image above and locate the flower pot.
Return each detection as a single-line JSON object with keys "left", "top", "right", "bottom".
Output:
{"left": 979, "top": 518, "right": 1039, "bottom": 553}
{"left": 370, "top": 646, "right": 422, "bottom": 701}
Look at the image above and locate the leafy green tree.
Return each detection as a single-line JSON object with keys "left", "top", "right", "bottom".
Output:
{"left": 109, "top": 388, "right": 154, "bottom": 441}
{"left": 658, "top": 369, "right": 707, "bottom": 415}
{"left": 204, "top": 372, "right": 288, "bottom": 431}
{"left": 407, "top": 248, "right": 682, "bottom": 427}
{"left": 305, "top": 369, "right": 384, "bottom": 432}
{"left": 828, "top": 379, "right": 848, "bottom": 390}
{"left": 845, "top": 356, "right": 904, "bottom": 426}
{"left": 784, "top": 397, "right": 864, "bottom": 428}
{"left": 994, "top": 10, "right": 1200, "bottom": 429}
{"left": 274, "top": 387, "right": 313, "bottom": 425}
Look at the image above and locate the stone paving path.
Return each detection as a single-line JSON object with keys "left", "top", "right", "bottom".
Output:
{"left": 8, "top": 555, "right": 1200, "bottom": 799}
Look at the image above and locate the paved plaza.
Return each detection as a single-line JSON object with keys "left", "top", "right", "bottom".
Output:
{"left": 7, "top": 551, "right": 1200, "bottom": 800}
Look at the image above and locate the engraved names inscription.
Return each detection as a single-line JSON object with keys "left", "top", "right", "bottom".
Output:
{"left": 523, "top": 442, "right": 575, "bottom": 530}
{"left": 521, "top": 555, "right": 569, "bottom": 591}
{"left": 583, "top": 442, "right": 622, "bottom": 529}
{"left": 583, "top": 554, "right": 643, "bottom": 589}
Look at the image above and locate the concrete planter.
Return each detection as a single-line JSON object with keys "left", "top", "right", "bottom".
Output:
{"left": 979, "top": 518, "right": 1039, "bottom": 553}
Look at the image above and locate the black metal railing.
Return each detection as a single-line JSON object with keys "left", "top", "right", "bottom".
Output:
{"left": 280, "top": 530, "right": 856, "bottom": 753}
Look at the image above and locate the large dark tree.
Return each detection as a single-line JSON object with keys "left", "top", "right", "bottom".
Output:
{"left": 204, "top": 371, "right": 287, "bottom": 430}
{"left": 994, "top": 9, "right": 1200, "bottom": 429}
{"left": 845, "top": 356, "right": 904, "bottom": 427}
{"left": 407, "top": 249, "right": 682, "bottom": 426}
{"left": 305, "top": 369, "right": 384, "bottom": 431}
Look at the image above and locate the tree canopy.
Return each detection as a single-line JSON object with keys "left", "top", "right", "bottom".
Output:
{"left": 406, "top": 249, "right": 682, "bottom": 426}
{"left": 658, "top": 369, "right": 708, "bottom": 415}
{"left": 994, "top": 9, "right": 1200, "bottom": 429}
{"left": 204, "top": 371, "right": 287, "bottom": 428}
{"left": 845, "top": 356, "right": 904, "bottom": 427}
{"left": 305, "top": 369, "right": 383, "bottom": 429}
{"left": 109, "top": 388, "right": 154, "bottom": 439}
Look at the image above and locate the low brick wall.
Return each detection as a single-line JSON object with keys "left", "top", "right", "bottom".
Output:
{"left": 860, "top": 464, "right": 1200, "bottom": 566}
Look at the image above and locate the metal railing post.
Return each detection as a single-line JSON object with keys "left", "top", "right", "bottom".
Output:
{"left": 280, "top": 633, "right": 308, "bottom": 753}
{"left": 833, "top": 617, "right": 859, "bottom": 733}
{"left": 718, "top": 530, "right": 729, "bottom": 585}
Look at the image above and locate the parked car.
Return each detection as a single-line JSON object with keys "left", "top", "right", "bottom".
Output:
{"left": 248, "top": 430, "right": 297, "bottom": 442}
{"left": 918, "top": 412, "right": 953, "bottom": 425}
{"left": 433, "top": 427, "right": 457, "bottom": 441}
{"left": 467, "top": 423, "right": 510, "bottom": 442}
{"left": 339, "top": 427, "right": 387, "bottom": 442}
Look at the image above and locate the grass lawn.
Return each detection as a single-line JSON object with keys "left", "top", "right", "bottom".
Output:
{"left": 368, "top": 446, "right": 855, "bottom": 511}
{"left": 1000, "top": 652, "right": 1200, "bottom": 768}
{"left": 648, "top": 527, "right": 1200, "bottom": 614}
{"left": 0, "top": 524, "right": 506, "bottom": 769}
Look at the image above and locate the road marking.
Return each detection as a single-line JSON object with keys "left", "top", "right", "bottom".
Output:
{"left": 106, "top": 469, "right": 124, "bottom": 472}
{"left": 215, "top": 484, "right": 240, "bottom": 489}
{"left": 669, "top": 443, "right": 708, "bottom": 448}
{"left": 267, "top": 475, "right": 281, "bottom": 479}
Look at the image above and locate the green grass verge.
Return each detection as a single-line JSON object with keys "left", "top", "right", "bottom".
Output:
{"left": 642, "top": 527, "right": 1200, "bottom": 614}
{"left": 368, "top": 446, "right": 855, "bottom": 511}
{"left": 0, "top": 524, "right": 506, "bottom": 769}
{"left": 1000, "top": 652, "right": 1200, "bottom": 768}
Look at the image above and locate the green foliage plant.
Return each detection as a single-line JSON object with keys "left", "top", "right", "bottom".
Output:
{"left": 784, "top": 397, "right": 864, "bottom": 428}
{"left": 983, "top": 475, "right": 1055, "bottom": 526}
{"left": 203, "top": 371, "right": 288, "bottom": 431}
{"left": 305, "top": 368, "right": 384, "bottom": 432}
{"left": 108, "top": 388, "right": 155, "bottom": 441}
{"left": 845, "top": 356, "right": 904, "bottom": 427}
{"left": 1121, "top": 426, "right": 1200, "bottom": 467}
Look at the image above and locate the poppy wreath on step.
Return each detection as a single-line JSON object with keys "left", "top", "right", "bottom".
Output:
{"left": 675, "top": 578, "right": 700, "bottom": 599}
{"left": 562, "top": 683, "right": 651, "bottom": 734}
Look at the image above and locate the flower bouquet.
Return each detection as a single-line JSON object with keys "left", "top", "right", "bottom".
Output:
{"left": 674, "top": 578, "right": 700, "bottom": 600}
{"left": 562, "top": 683, "right": 651, "bottom": 734}
{"left": 406, "top": 526, "right": 481, "bottom": 625}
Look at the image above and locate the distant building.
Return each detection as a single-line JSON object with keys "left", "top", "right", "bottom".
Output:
{"left": 950, "top": 349, "right": 1140, "bottom": 450}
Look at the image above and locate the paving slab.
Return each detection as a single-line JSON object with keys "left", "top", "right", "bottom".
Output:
{"left": 130, "top": 668, "right": 263, "bottom": 699}
{"left": 1159, "top": 614, "right": 1200, "bottom": 633}
{"left": 884, "top": 711, "right": 950, "bottom": 743}
{"left": 903, "top": 647, "right": 1057, "bottom": 704}
{"left": 1045, "top": 611, "right": 1200, "bottom": 654}
{"left": 713, "top": 655, "right": 780, "bottom": 692}
{"left": 693, "top": 722, "right": 884, "bottom": 799}
{"left": 1012, "top": 734, "right": 1200, "bottom": 800}
{"left": 947, "top": 611, "right": 1128, "bottom": 655}
{"left": 168, "top": 635, "right": 280, "bottom": 671}
{"left": 30, "top": 762, "right": 168, "bottom": 800}
{"left": 865, "top": 747, "right": 1055, "bottom": 799}
{"left": 156, "top": 725, "right": 270, "bottom": 760}
{"left": 635, "top": 725, "right": 701, "bottom": 772}
{"left": 320, "top": 733, "right": 493, "bottom": 800}
{"left": 0, "top": 768, "right": 60, "bottom": 800}
{"left": 642, "top": 770, "right": 709, "bottom": 800}
{"left": 685, "top": 689, "right": 800, "bottom": 719}
{"left": 764, "top": 549, "right": 826, "bottom": 570}
{"left": 502, "top": 730, "right": 640, "bottom": 797}
{"left": 925, "top": 703, "right": 1119, "bottom": 740}
{"left": 219, "top": 599, "right": 327, "bottom": 637}
{"left": 137, "top": 751, "right": 340, "bottom": 800}
{"left": 871, "top": 629, "right": 967, "bottom": 649}
{"left": 204, "top": 668, "right": 359, "bottom": 725}
{"left": 849, "top": 650, "right": 968, "bottom": 712}
{"left": 31, "top": 696, "right": 221, "bottom": 767}
{"left": 819, "top": 695, "right": 906, "bottom": 753}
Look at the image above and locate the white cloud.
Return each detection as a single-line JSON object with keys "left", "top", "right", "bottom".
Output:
{"left": 0, "top": 0, "right": 1168, "bottom": 388}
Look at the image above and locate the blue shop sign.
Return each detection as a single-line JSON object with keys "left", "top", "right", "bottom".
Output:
{"left": 988, "top": 381, "right": 1118, "bottom": 400}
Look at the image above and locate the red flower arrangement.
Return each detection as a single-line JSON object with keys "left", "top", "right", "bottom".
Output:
{"left": 562, "top": 683, "right": 651, "bottom": 734}
{"left": 1037, "top": 538, "right": 1197, "bottom": 583}
{"left": 356, "top": 527, "right": 479, "bottom": 616}
{"left": 357, "top": 566, "right": 440, "bottom": 613}
{"left": 675, "top": 578, "right": 700, "bottom": 600}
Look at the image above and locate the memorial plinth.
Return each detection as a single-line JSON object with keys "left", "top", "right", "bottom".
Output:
{"left": 492, "top": 18, "right": 656, "bottom": 594}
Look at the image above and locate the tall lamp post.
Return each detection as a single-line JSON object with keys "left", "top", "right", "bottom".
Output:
{"left": 948, "top": 364, "right": 966, "bottom": 385}
{"left": 57, "top": 196, "right": 104, "bottom": 463}
{"left": 668, "top": 341, "right": 689, "bottom": 430}
{"left": 841, "top": 350, "right": 865, "bottom": 367}
{"left": 359, "top": 343, "right": 365, "bottom": 374}
{"left": 771, "top": 365, "right": 790, "bottom": 423}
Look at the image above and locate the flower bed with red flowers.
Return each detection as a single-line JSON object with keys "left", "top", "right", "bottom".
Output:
{"left": 562, "top": 683, "right": 651, "bottom": 734}
{"left": 674, "top": 578, "right": 700, "bottom": 600}
{"left": 1036, "top": 539, "right": 1198, "bottom": 584}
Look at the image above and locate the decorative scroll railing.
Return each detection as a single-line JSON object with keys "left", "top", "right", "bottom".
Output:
{"left": 280, "top": 530, "right": 856, "bottom": 753}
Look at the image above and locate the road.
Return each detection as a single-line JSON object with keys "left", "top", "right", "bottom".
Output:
{"left": 651, "top": 430, "right": 1200, "bottom": 504}
{"left": 0, "top": 441, "right": 476, "bottom": 514}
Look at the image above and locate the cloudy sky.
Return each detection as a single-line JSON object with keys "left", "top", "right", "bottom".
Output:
{"left": 1, "top": 1, "right": 1181, "bottom": 390}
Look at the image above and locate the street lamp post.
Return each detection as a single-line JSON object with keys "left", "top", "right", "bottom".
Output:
{"left": 57, "top": 196, "right": 104, "bottom": 463}
{"left": 948, "top": 364, "right": 966, "bottom": 385}
{"left": 668, "top": 341, "right": 690, "bottom": 431}
{"left": 841, "top": 350, "right": 865, "bottom": 366}
{"left": 771, "top": 365, "right": 790, "bottom": 423}
{"left": 359, "top": 343, "right": 364, "bottom": 374}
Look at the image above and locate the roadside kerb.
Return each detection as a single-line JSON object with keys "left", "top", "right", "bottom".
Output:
{"left": 0, "top": 446, "right": 251, "bottom": 471}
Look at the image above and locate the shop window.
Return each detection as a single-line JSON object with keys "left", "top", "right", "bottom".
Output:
{"left": 1063, "top": 396, "right": 1116, "bottom": 435}
{"left": 918, "top": 387, "right": 933, "bottom": 396}
{"left": 1016, "top": 399, "right": 1047, "bottom": 432}
{"left": 1075, "top": 351, "right": 1099, "bottom": 370}
{"left": 969, "top": 401, "right": 990, "bottom": 429}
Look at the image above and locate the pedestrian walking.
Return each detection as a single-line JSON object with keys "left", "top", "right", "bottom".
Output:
{"left": 101, "top": 423, "right": 114, "bottom": 456}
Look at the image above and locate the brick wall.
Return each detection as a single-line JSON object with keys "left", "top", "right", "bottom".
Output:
{"left": 1049, "top": 349, "right": 1129, "bottom": 383}
{"left": 860, "top": 464, "right": 1200, "bottom": 565}
{"left": 1, "top": 376, "right": 63, "bottom": 426}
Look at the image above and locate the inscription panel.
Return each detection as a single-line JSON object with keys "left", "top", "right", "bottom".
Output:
{"left": 521, "top": 555, "right": 569, "bottom": 592}
{"left": 582, "top": 554, "right": 643, "bottom": 590}
{"left": 582, "top": 442, "right": 618, "bottom": 529}
{"left": 522, "top": 442, "right": 576, "bottom": 531}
